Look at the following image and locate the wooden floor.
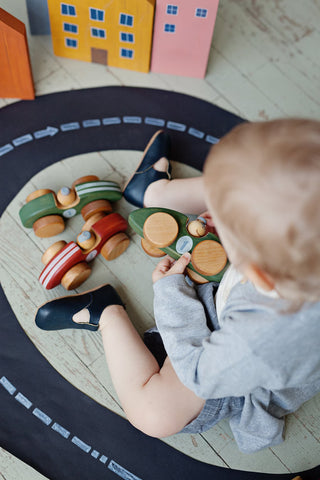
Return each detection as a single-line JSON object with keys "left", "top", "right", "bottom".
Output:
{"left": 1, "top": 0, "right": 320, "bottom": 478}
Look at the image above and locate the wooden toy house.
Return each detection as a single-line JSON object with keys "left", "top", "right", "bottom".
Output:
{"left": 0, "top": 8, "right": 35, "bottom": 100}
{"left": 150, "top": 0, "right": 219, "bottom": 78}
{"left": 47, "top": 0, "right": 156, "bottom": 73}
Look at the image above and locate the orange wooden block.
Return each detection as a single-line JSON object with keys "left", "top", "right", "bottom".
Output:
{"left": 0, "top": 8, "right": 35, "bottom": 100}
{"left": 143, "top": 212, "right": 179, "bottom": 248}
{"left": 191, "top": 239, "right": 227, "bottom": 276}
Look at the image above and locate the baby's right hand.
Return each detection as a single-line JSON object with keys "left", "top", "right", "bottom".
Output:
{"left": 199, "top": 211, "right": 218, "bottom": 235}
{"left": 152, "top": 253, "right": 191, "bottom": 283}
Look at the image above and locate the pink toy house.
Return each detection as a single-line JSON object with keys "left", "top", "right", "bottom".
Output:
{"left": 151, "top": 1, "right": 219, "bottom": 78}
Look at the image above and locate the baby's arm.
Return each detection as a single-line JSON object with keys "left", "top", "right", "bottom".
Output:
{"left": 153, "top": 261, "right": 275, "bottom": 399}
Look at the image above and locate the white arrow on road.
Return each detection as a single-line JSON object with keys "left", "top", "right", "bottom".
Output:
{"left": 34, "top": 126, "right": 59, "bottom": 139}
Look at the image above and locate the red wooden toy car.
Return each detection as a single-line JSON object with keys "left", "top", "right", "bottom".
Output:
{"left": 39, "top": 211, "right": 129, "bottom": 290}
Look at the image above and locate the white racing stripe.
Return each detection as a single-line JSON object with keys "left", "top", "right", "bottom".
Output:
{"left": 76, "top": 181, "right": 120, "bottom": 190}
{"left": 77, "top": 186, "right": 121, "bottom": 195}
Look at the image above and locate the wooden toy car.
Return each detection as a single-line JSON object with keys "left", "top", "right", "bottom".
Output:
{"left": 39, "top": 211, "right": 129, "bottom": 290}
{"left": 19, "top": 175, "right": 122, "bottom": 238}
{"left": 128, "top": 207, "right": 228, "bottom": 284}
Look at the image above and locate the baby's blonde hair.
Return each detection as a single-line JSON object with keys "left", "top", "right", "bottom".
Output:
{"left": 204, "top": 118, "right": 320, "bottom": 303}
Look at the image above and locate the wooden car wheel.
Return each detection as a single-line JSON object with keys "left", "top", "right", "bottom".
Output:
{"left": 141, "top": 238, "right": 166, "bottom": 257}
{"left": 191, "top": 240, "right": 227, "bottom": 276}
{"left": 187, "top": 268, "right": 209, "bottom": 285}
{"left": 41, "top": 241, "right": 67, "bottom": 265}
{"left": 143, "top": 212, "right": 179, "bottom": 248}
{"left": 61, "top": 262, "right": 92, "bottom": 290}
{"left": 81, "top": 212, "right": 106, "bottom": 231}
{"left": 81, "top": 200, "right": 112, "bottom": 221}
{"left": 33, "top": 215, "right": 65, "bottom": 238}
{"left": 72, "top": 175, "right": 99, "bottom": 188}
{"left": 100, "top": 233, "right": 130, "bottom": 261}
{"left": 26, "top": 189, "right": 54, "bottom": 203}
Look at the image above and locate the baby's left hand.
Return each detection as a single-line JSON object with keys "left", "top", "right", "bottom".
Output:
{"left": 152, "top": 253, "right": 191, "bottom": 283}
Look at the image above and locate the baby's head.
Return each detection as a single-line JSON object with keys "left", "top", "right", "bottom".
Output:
{"left": 203, "top": 118, "right": 320, "bottom": 304}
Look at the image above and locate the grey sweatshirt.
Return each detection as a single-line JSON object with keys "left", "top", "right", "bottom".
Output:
{"left": 153, "top": 274, "right": 320, "bottom": 453}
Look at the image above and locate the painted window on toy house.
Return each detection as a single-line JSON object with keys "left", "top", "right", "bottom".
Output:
{"left": 65, "top": 38, "right": 78, "bottom": 48}
{"left": 119, "top": 13, "right": 134, "bottom": 27}
{"left": 63, "top": 23, "right": 78, "bottom": 33}
{"left": 166, "top": 5, "right": 178, "bottom": 15}
{"left": 195, "top": 8, "right": 208, "bottom": 18}
{"left": 91, "top": 27, "right": 106, "bottom": 38}
{"left": 164, "top": 23, "right": 175, "bottom": 33}
{"left": 61, "top": 4, "right": 76, "bottom": 16}
{"left": 120, "top": 48, "right": 134, "bottom": 59}
{"left": 120, "top": 32, "right": 134, "bottom": 43}
{"left": 89, "top": 8, "right": 105, "bottom": 22}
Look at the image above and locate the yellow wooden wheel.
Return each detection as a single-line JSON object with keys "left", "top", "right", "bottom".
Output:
{"left": 100, "top": 233, "right": 130, "bottom": 261}
{"left": 41, "top": 240, "right": 67, "bottom": 265}
{"left": 26, "top": 189, "right": 54, "bottom": 203}
{"left": 61, "top": 262, "right": 92, "bottom": 290}
{"left": 33, "top": 215, "right": 65, "bottom": 238}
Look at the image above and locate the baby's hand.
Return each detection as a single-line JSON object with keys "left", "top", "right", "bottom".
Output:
{"left": 199, "top": 211, "right": 218, "bottom": 235}
{"left": 152, "top": 253, "right": 191, "bottom": 283}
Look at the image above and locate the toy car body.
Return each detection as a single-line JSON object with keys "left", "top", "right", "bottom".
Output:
{"left": 20, "top": 179, "right": 122, "bottom": 228}
{"left": 39, "top": 212, "right": 128, "bottom": 290}
{"left": 129, "top": 207, "right": 228, "bottom": 283}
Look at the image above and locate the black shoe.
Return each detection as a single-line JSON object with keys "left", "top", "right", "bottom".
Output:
{"left": 123, "top": 130, "right": 171, "bottom": 208}
{"left": 35, "top": 284, "right": 124, "bottom": 331}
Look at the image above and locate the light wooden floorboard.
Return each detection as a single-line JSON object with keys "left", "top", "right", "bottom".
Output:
{"left": 1, "top": 0, "right": 320, "bottom": 478}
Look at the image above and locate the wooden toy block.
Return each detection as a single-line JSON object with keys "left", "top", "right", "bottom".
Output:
{"left": 47, "top": 0, "right": 155, "bottom": 73}
{"left": 39, "top": 212, "right": 129, "bottom": 290}
{"left": 19, "top": 175, "right": 122, "bottom": 238}
{"left": 151, "top": 0, "right": 219, "bottom": 78}
{"left": 0, "top": 8, "right": 35, "bottom": 100}
{"left": 129, "top": 207, "right": 228, "bottom": 284}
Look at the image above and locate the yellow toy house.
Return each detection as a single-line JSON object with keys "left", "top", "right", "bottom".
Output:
{"left": 47, "top": 0, "right": 155, "bottom": 73}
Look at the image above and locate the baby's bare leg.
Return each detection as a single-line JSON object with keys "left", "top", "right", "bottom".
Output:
{"left": 99, "top": 304, "right": 205, "bottom": 437}
{"left": 143, "top": 158, "right": 206, "bottom": 214}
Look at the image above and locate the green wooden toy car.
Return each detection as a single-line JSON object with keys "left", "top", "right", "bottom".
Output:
{"left": 128, "top": 207, "right": 229, "bottom": 284}
{"left": 19, "top": 175, "right": 122, "bottom": 238}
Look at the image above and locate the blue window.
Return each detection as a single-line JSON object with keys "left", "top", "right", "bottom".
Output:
{"left": 119, "top": 13, "right": 133, "bottom": 27}
{"left": 120, "top": 48, "right": 134, "bottom": 59}
{"left": 164, "top": 23, "right": 175, "bottom": 33}
{"left": 65, "top": 38, "right": 77, "bottom": 48}
{"left": 63, "top": 22, "right": 78, "bottom": 33}
{"left": 120, "top": 32, "right": 134, "bottom": 43}
{"left": 166, "top": 5, "right": 178, "bottom": 15}
{"left": 195, "top": 8, "right": 208, "bottom": 18}
{"left": 91, "top": 27, "right": 106, "bottom": 38}
{"left": 61, "top": 3, "right": 76, "bottom": 16}
{"left": 90, "top": 8, "right": 104, "bottom": 21}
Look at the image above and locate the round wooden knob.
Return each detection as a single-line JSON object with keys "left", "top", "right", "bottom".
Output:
{"left": 26, "top": 189, "right": 54, "bottom": 203}
{"left": 41, "top": 240, "right": 67, "bottom": 265}
{"left": 187, "top": 268, "right": 209, "bottom": 285}
{"left": 187, "top": 219, "right": 207, "bottom": 237}
{"left": 143, "top": 212, "right": 179, "bottom": 248}
{"left": 77, "top": 230, "right": 96, "bottom": 250}
{"left": 33, "top": 215, "right": 65, "bottom": 238}
{"left": 191, "top": 240, "right": 227, "bottom": 276}
{"left": 81, "top": 200, "right": 112, "bottom": 221}
{"left": 57, "top": 187, "right": 76, "bottom": 206}
{"left": 72, "top": 175, "right": 99, "bottom": 188}
{"left": 141, "top": 238, "right": 166, "bottom": 257}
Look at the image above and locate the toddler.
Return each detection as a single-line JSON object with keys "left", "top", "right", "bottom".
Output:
{"left": 36, "top": 119, "right": 320, "bottom": 453}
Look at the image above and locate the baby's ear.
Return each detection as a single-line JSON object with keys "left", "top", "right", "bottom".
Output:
{"left": 244, "top": 264, "right": 275, "bottom": 292}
